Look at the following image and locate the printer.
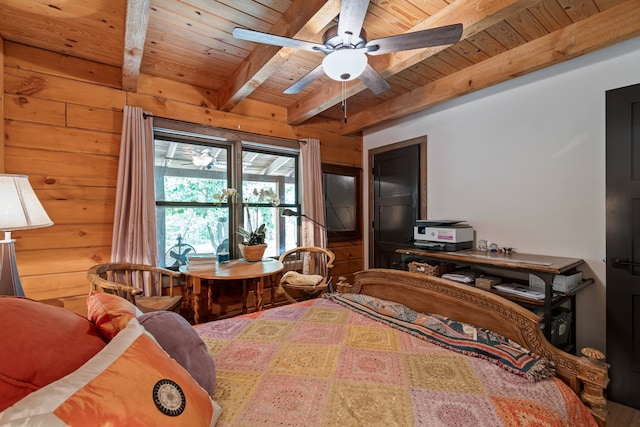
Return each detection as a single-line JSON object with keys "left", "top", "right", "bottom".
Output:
{"left": 413, "top": 220, "right": 474, "bottom": 251}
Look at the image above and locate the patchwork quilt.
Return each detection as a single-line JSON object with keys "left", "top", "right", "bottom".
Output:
{"left": 194, "top": 295, "right": 596, "bottom": 427}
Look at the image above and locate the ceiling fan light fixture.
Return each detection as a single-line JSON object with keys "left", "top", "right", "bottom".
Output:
{"left": 192, "top": 151, "right": 213, "bottom": 167}
{"left": 322, "top": 49, "right": 367, "bottom": 82}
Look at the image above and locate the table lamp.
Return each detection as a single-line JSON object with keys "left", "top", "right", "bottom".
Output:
{"left": 0, "top": 174, "right": 53, "bottom": 296}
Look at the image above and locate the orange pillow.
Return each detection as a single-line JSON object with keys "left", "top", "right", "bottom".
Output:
{"left": 86, "top": 291, "right": 142, "bottom": 341}
{"left": 0, "top": 319, "right": 222, "bottom": 426}
{"left": 0, "top": 297, "right": 107, "bottom": 412}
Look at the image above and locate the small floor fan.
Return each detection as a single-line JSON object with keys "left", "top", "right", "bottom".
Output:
{"left": 164, "top": 235, "right": 196, "bottom": 268}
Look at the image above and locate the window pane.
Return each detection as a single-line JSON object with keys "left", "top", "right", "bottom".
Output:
{"left": 154, "top": 139, "right": 228, "bottom": 173}
{"left": 155, "top": 140, "right": 229, "bottom": 203}
{"left": 242, "top": 149, "right": 298, "bottom": 255}
{"left": 241, "top": 206, "right": 276, "bottom": 257}
{"left": 284, "top": 182, "right": 296, "bottom": 205}
{"left": 157, "top": 206, "right": 230, "bottom": 267}
{"left": 154, "top": 138, "right": 231, "bottom": 267}
{"left": 162, "top": 176, "right": 227, "bottom": 203}
{"left": 282, "top": 215, "right": 298, "bottom": 250}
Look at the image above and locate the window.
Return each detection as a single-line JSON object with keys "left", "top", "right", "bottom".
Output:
{"left": 153, "top": 121, "right": 299, "bottom": 268}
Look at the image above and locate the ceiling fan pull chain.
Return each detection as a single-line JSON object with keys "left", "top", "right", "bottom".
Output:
{"left": 342, "top": 81, "right": 348, "bottom": 124}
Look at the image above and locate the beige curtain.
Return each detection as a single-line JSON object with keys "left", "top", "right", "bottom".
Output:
{"left": 111, "top": 106, "right": 158, "bottom": 267}
{"left": 299, "top": 138, "right": 327, "bottom": 247}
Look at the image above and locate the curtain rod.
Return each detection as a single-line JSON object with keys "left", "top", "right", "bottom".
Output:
{"left": 142, "top": 113, "right": 313, "bottom": 147}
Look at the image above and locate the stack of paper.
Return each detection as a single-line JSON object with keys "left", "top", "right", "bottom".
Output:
{"left": 493, "top": 283, "right": 546, "bottom": 300}
{"left": 441, "top": 270, "right": 477, "bottom": 284}
{"left": 187, "top": 254, "right": 216, "bottom": 271}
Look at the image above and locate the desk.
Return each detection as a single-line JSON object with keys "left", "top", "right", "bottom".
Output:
{"left": 396, "top": 248, "right": 593, "bottom": 352}
{"left": 180, "top": 258, "right": 283, "bottom": 323}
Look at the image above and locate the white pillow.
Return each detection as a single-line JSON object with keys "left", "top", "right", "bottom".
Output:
{"left": 280, "top": 270, "right": 324, "bottom": 286}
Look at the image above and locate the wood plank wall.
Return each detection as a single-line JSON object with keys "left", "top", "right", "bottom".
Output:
{"left": 0, "top": 36, "right": 4, "bottom": 173}
{"left": 2, "top": 40, "right": 363, "bottom": 302}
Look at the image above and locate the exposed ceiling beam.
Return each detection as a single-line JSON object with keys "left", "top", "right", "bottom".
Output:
{"left": 122, "top": 0, "right": 151, "bottom": 92}
{"left": 286, "top": 0, "right": 540, "bottom": 125}
{"left": 341, "top": 0, "right": 640, "bottom": 134}
{"left": 219, "top": 0, "right": 341, "bottom": 112}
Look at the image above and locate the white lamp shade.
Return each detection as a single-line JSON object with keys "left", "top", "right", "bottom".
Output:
{"left": 0, "top": 174, "right": 53, "bottom": 231}
{"left": 322, "top": 49, "right": 368, "bottom": 82}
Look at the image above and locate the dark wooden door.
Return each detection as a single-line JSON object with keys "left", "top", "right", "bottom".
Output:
{"left": 372, "top": 143, "right": 422, "bottom": 269}
{"left": 606, "top": 82, "right": 640, "bottom": 409}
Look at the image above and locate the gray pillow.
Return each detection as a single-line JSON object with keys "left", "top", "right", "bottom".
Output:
{"left": 138, "top": 311, "right": 215, "bottom": 395}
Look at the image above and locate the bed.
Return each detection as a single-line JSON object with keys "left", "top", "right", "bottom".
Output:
{"left": 0, "top": 269, "right": 608, "bottom": 426}
{"left": 195, "top": 268, "right": 609, "bottom": 426}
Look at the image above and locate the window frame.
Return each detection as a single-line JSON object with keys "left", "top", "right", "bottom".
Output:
{"left": 152, "top": 119, "right": 300, "bottom": 267}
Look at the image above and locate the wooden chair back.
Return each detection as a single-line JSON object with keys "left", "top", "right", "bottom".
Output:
{"left": 277, "top": 247, "right": 336, "bottom": 303}
{"left": 87, "top": 263, "right": 184, "bottom": 313}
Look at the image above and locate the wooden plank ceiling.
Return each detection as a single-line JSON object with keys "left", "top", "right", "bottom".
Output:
{"left": 1, "top": 0, "right": 639, "bottom": 135}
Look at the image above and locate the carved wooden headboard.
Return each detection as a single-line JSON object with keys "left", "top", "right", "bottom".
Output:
{"left": 336, "top": 269, "right": 609, "bottom": 426}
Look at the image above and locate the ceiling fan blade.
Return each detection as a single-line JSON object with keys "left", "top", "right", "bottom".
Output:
{"left": 365, "top": 23, "right": 463, "bottom": 56}
{"left": 283, "top": 64, "right": 325, "bottom": 94}
{"left": 337, "top": 0, "right": 370, "bottom": 41}
{"left": 359, "top": 64, "right": 390, "bottom": 94}
{"left": 232, "top": 27, "right": 325, "bottom": 52}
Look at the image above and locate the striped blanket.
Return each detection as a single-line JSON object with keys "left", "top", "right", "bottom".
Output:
{"left": 324, "top": 292, "right": 555, "bottom": 382}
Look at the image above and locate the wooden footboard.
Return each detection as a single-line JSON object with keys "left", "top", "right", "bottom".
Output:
{"left": 336, "top": 269, "right": 609, "bottom": 426}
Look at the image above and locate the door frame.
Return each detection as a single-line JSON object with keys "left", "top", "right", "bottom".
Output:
{"left": 368, "top": 136, "right": 427, "bottom": 267}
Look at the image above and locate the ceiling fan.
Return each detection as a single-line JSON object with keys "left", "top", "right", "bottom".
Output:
{"left": 232, "top": 0, "right": 463, "bottom": 95}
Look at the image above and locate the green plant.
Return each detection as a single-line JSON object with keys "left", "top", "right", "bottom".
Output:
{"left": 237, "top": 223, "right": 266, "bottom": 246}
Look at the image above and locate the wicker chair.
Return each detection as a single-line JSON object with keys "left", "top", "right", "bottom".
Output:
{"left": 87, "top": 263, "right": 183, "bottom": 313}
{"left": 277, "top": 246, "right": 335, "bottom": 304}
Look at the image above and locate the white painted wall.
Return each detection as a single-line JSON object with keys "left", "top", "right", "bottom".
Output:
{"left": 363, "top": 36, "right": 640, "bottom": 353}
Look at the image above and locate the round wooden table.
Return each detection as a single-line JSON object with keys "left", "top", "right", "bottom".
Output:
{"left": 180, "top": 258, "right": 283, "bottom": 323}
